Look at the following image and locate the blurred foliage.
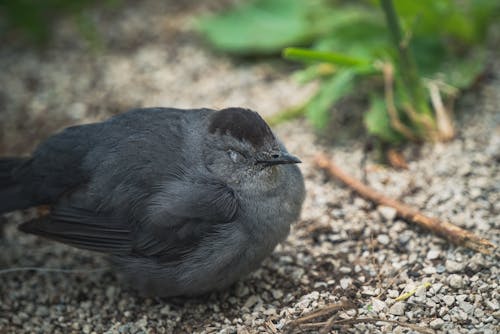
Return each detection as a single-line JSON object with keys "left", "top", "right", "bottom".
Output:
{"left": 197, "top": 0, "right": 500, "bottom": 144}
{"left": 196, "top": 0, "right": 336, "bottom": 55}
{"left": 0, "top": 0, "right": 119, "bottom": 45}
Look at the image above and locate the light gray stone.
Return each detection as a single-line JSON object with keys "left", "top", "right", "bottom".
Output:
{"left": 485, "top": 299, "right": 499, "bottom": 311}
{"left": 371, "top": 298, "right": 387, "bottom": 313}
{"left": 458, "top": 301, "right": 474, "bottom": 314}
{"left": 377, "top": 234, "right": 390, "bottom": 245}
{"left": 426, "top": 249, "right": 441, "bottom": 260}
{"left": 340, "top": 278, "right": 352, "bottom": 290}
{"left": 389, "top": 302, "right": 406, "bottom": 315}
{"left": 446, "top": 260, "right": 466, "bottom": 273}
{"left": 243, "top": 295, "right": 261, "bottom": 309}
{"left": 442, "top": 295, "right": 455, "bottom": 306}
{"left": 377, "top": 206, "right": 397, "bottom": 221}
{"left": 448, "top": 274, "right": 464, "bottom": 289}
{"left": 430, "top": 318, "right": 445, "bottom": 329}
{"left": 272, "top": 289, "right": 283, "bottom": 299}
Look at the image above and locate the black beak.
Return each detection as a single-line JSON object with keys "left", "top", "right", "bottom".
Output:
{"left": 257, "top": 152, "right": 301, "bottom": 167}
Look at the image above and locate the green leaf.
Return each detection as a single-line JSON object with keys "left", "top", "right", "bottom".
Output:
{"left": 364, "top": 97, "right": 403, "bottom": 143}
{"left": 292, "top": 63, "right": 337, "bottom": 84}
{"left": 306, "top": 69, "right": 356, "bottom": 129}
{"left": 394, "top": 0, "right": 500, "bottom": 45}
{"left": 196, "top": 0, "right": 333, "bottom": 55}
{"left": 312, "top": 8, "right": 388, "bottom": 60}
{"left": 435, "top": 50, "right": 486, "bottom": 89}
{"left": 283, "top": 48, "right": 370, "bottom": 67}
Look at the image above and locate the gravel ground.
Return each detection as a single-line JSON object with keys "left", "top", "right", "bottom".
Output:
{"left": 0, "top": 1, "right": 499, "bottom": 333}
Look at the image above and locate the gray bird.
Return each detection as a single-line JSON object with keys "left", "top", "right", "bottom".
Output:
{"left": 0, "top": 107, "right": 305, "bottom": 297}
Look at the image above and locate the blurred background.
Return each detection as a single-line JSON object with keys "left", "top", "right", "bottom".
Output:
{"left": 0, "top": 0, "right": 313, "bottom": 155}
{"left": 1, "top": 0, "right": 499, "bottom": 156}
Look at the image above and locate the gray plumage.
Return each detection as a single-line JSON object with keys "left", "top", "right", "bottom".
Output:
{"left": 0, "top": 107, "right": 305, "bottom": 297}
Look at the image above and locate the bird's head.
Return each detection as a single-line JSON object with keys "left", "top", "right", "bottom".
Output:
{"left": 203, "top": 107, "right": 301, "bottom": 187}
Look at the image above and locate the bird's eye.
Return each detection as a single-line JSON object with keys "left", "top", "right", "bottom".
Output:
{"left": 228, "top": 149, "right": 246, "bottom": 163}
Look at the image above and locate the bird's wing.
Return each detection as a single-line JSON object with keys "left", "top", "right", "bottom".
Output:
{"left": 131, "top": 179, "right": 239, "bottom": 261}
{"left": 19, "top": 179, "right": 239, "bottom": 261}
{"left": 15, "top": 107, "right": 197, "bottom": 206}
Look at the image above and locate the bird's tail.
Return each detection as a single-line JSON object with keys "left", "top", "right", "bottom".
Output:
{"left": 0, "top": 157, "right": 32, "bottom": 214}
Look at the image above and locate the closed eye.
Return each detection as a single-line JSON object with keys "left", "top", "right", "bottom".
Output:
{"left": 227, "top": 149, "right": 246, "bottom": 163}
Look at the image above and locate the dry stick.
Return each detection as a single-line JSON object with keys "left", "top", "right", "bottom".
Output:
{"left": 290, "top": 301, "right": 355, "bottom": 326}
{"left": 380, "top": 61, "right": 438, "bottom": 141}
{"left": 380, "top": 62, "right": 419, "bottom": 141}
{"left": 314, "top": 154, "right": 496, "bottom": 255}
{"left": 428, "top": 81, "right": 455, "bottom": 141}
{"left": 288, "top": 300, "right": 432, "bottom": 334}
{"left": 298, "top": 317, "right": 434, "bottom": 334}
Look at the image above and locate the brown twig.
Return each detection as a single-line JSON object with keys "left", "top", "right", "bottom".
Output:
{"left": 314, "top": 153, "right": 496, "bottom": 254}
{"left": 427, "top": 81, "right": 455, "bottom": 141}
{"left": 289, "top": 300, "right": 356, "bottom": 326}
{"left": 287, "top": 299, "right": 433, "bottom": 333}
{"left": 386, "top": 148, "right": 409, "bottom": 170}
{"left": 380, "top": 62, "right": 419, "bottom": 141}
{"left": 299, "top": 317, "right": 434, "bottom": 334}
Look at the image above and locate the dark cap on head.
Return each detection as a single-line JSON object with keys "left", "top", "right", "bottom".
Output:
{"left": 208, "top": 108, "right": 275, "bottom": 147}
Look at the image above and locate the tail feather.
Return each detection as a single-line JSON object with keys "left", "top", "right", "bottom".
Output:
{"left": 0, "top": 157, "right": 32, "bottom": 213}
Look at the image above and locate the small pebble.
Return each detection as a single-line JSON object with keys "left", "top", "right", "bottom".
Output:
{"left": 83, "top": 324, "right": 91, "bottom": 334}
{"left": 243, "top": 295, "right": 260, "bottom": 309}
{"left": 446, "top": 260, "right": 466, "bottom": 273}
{"left": 339, "top": 266, "right": 352, "bottom": 274}
{"left": 387, "top": 290, "right": 399, "bottom": 298}
{"left": 426, "top": 249, "right": 441, "bottom": 260}
{"left": 458, "top": 301, "right": 474, "bottom": 314}
{"left": 442, "top": 295, "right": 455, "bottom": 306}
{"left": 431, "top": 283, "right": 443, "bottom": 294}
{"left": 377, "top": 206, "right": 397, "bottom": 221}
{"left": 340, "top": 278, "right": 352, "bottom": 290}
{"left": 389, "top": 302, "right": 406, "bottom": 315}
{"left": 371, "top": 298, "right": 387, "bottom": 313}
{"left": 377, "top": 234, "right": 390, "bottom": 245}
{"left": 272, "top": 290, "right": 284, "bottom": 299}
{"left": 160, "top": 305, "right": 170, "bottom": 315}
{"left": 468, "top": 253, "right": 487, "bottom": 272}
{"left": 362, "top": 286, "right": 377, "bottom": 296}
{"left": 436, "top": 264, "right": 446, "bottom": 273}
{"left": 422, "top": 266, "right": 436, "bottom": 274}
{"left": 485, "top": 299, "right": 499, "bottom": 311}
{"left": 430, "top": 318, "right": 445, "bottom": 329}
{"left": 448, "top": 274, "right": 464, "bottom": 289}
{"left": 414, "top": 284, "right": 427, "bottom": 297}
{"left": 474, "top": 308, "right": 485, "bottom": 318}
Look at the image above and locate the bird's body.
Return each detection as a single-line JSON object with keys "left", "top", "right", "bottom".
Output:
{"left": 0, "top": 107, "right": 304, "bottom": 297}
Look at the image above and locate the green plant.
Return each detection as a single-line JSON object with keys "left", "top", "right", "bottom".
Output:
{"left": 0, "top": 0, "right": 119, "bottom": 45}
{"left": 197, "top": 0, "right": 499, "bottom": 144}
